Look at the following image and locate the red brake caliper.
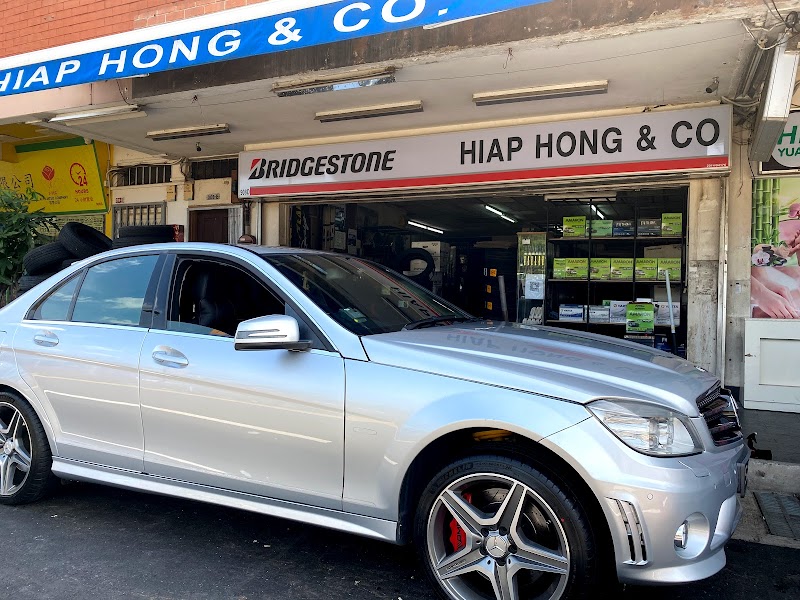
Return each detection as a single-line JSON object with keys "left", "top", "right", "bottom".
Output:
{"left": 448, "top": 492, "right": 472, "bottom": 552}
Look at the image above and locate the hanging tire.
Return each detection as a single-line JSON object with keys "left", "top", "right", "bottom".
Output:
{"left": 17, "top": 273, "right": 55, "bottom": 293}
{"left": 414, "top": 455, "right": 601, "bottom": 600}
{"left": 0, "top": 392, "right": 58, "bottom": 505}
{"left": 22, "top": 242, "right": 73, "bottom": 276}
{"left": 58, "top": 222, "right": 112, "bottom": 258}
{"left": 396, "top": 248, "right": 435, "bottom": 281}
{"left": 117, "top": 225, "right": 175, "bottom": 240}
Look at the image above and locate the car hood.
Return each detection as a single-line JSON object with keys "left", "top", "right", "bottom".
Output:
{"left": 360, "top": 322, "right": 718, "bottom": 416}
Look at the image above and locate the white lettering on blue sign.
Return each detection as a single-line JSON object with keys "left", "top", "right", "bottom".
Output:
{"left": 0, "top": 0, "right": 551, "bottom": 97}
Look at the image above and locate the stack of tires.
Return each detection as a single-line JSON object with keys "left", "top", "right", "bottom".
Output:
{"left": 19, "top": 222, "right": 113, "bottom": 293}
{"left": 112, "top": 225, "right": 176, "bottom": 249}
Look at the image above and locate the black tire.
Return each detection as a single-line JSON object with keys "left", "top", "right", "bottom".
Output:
{"left": 0, "top": 391, "right": 58, "bottom": 505}
{"left": 58, "top": 222, "right": 112, "bottom": 258}
{"left": 22, "top": 242, "right": 73, "bottom": 276}
{"left": 118, "top": 225, "right": 175, "bottom": 240}
{"left": 396, "top": 248, "right": 435, "bottom": 281}
{"left": 111, "top": 236, "right": 172, "bottom": 249}
{"left": 60, "top": 258, "right": 79, "bottom": 270}
{"left": 17, "top": 273, "right": 55, "bottom": 292}
{"left": 414, "top": 455, "right": 601, "bottom": 600}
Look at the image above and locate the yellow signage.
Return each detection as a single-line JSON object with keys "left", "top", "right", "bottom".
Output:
{"left": 0, "top": 139, "right": 107, "bottom": 214}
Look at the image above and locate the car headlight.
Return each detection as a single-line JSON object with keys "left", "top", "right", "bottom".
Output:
{"left": 588, "top": 399, "right": 703, "bottom": 456}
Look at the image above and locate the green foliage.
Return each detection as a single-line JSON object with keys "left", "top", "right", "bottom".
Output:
{"left": 0, "top": 188, "right": 58, "bottom": 301}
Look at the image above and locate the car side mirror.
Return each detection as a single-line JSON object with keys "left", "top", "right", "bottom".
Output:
{"left": 234, "top": 315, "right": 312, "bottom": 352}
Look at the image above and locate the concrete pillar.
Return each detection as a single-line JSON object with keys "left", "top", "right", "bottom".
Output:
{"left": 686, "top": 177, "right": 725, "bottom": 375}
{"left": 723, "top": 135, "right": 753, "bottom": 390}
{"left": 262, "top": 202, "right": 282, "bottom": 246}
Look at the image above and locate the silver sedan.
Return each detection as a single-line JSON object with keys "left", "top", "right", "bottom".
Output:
{"left": 0, "top": 243, "right": 748, "bottom": 600}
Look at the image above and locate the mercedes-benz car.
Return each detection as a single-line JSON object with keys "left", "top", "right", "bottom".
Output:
{"left": 0, "top": 243, "right": 748, "bottom": 600}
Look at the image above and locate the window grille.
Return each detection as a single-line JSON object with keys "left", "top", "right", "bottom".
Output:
{"left": 110, "top": 164, "right": 172, "bottom": 187}
{"left": 112, "top": 202, "right": 167, "bottom": 239}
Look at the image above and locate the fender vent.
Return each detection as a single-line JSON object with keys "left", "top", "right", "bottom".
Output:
{"left": 614, "top": 499, "right": 648, "bottom": 565}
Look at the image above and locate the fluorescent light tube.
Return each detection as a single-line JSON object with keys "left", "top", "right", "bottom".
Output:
{"left": 315, "top": 101, "right": 423, "bottom": 123}
{"left": 485, "top": 205, "right": 516, "bottom": 223}
{"left": 591, "top": 205, "right": 606, "bottom": 220}
{"left": 146, "top": 124, "right": 230, "bottom": 141}
{"left": 473, "top": 80, "right": 608, "bottom": 106}
{"left": 273, "top": 67, "right": 397, "bottom": 97}
{"left": 49, "top": 104, "right": 140, "bottom": 123}
{"left": 408, "top": 220, "right": 444, "bottom": 234}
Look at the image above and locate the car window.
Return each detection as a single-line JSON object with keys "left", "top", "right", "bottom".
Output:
{"left": 164, "top": 258, "right": 324, "bottom": 348}
{"left": 71, "top": 255, "right": 160, "bottom": 327}
{"left": 30, "top": 275, "right": 80, "bottom": 321}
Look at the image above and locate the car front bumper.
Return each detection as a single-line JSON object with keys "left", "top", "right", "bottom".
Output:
{"left": 543, "top": 416, "right": 748, "bottom": 585}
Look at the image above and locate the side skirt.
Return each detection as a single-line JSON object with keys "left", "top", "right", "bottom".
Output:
{"left": 52, "top": 458, "right": 399, "bottom": 543}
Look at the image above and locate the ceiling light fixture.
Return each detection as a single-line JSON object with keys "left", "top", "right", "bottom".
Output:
{"left": 485, "top": 205, "right": 517, "bottom": 223}
{"left": 591, "top": 205, "right": 606, "bottom": 220}
{"left": 408, "top": 220, "right": 444, "bottom": 234}
{"left": 48, "top": 104, "right": 142, "bottom": 124}
{"left": 273, "top": 67, "right": 397, "bottom": 97}
{"left": 315, "top": 101, "right": 423, "bottom": 123}
{"left": 473, "top": 80, "right": 608, "bottom": 106}
{"left": 146, "top": 123, "right": 231, "bottom": 141}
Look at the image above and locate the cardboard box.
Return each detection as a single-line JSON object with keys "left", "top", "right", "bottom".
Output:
{"left": 635, "top": 258, "right": 658, "bottom": 281}
{"left": 588, "top": 305, "right": 610, "bottom": 323}
{"left": 590, "top": 258, "right": 611, "bottom": 280}
{"left": 562, "top": 216, "right": 587, "bottom": 237}
{"left": 626, "top": 301, "right": 655, "bottom": 333}
{"left": 637, "top": 218, "right": 662, "bottom": 237}
{"left": 590, "top": 220, "right": 613, "bottom": 237}
{"left": 559, "top": 304, "right": 586, "bottom": 322}
{"left": 610, "top": 258, "right": 634, "bottom": 280}
{"left": 654, "top": 301, "right": 681, "bottom": 326}
{"left": 609, "top": 300, "right": 630, "bottom": 323}
{"left": 564, "top": 258, "right": 588, "bottom": 279}
{"left": 613, "top": 220, "right": 635, "bottom": 236}
{"left": 657, "top": 257, "right": 682, "bottom": 281}
{"left": 661, "top": 213, "right": 683, "bottom": 236}
{"left": 553, "top": 258, "right": 567, "bottom": 279}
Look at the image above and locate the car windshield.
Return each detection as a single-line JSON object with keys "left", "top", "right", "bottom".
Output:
{"left": 261, "top": 253, "right": 472, "bottom": 335}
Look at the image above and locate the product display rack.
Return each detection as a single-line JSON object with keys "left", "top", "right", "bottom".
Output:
{"left": 541, "top": 190, "right": 688, "bottom": 351}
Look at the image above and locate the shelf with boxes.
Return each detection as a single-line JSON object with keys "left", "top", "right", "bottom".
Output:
{"left": 543, "top": 190, "right": 687, "bottom": 351}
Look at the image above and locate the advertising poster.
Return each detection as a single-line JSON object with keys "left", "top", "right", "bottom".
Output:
{"left": 751, "top": 177, "right": 800, "bottom": 318}
{"left": 0, "top": 139, "right": 107, "bottom": 214}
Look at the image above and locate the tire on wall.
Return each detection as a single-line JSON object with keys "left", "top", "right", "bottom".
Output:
{"left": 0, "top": 391, "right": 59, "bottom": 505}
{"left": 414, "top": 454, "right": 603, "bottom": 600}
{"left": 58, "top": 222, "right": 112, "bottom": 258}
{"left": 22, "top": 242, "right": 73, "bottom": 276}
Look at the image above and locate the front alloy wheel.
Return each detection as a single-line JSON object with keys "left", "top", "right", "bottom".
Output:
{"left": 416, "top": 456, "right": 600, "bottom": 600}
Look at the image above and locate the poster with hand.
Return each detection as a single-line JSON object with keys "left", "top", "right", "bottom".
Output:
{"left": 751, "top": 177, "right": 800, "bottom": 318}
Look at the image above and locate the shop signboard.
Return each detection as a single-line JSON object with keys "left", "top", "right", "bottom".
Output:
{"left": 759, "top": 111, "right": 800, "bottom": 174}
{"left": 0, "top": 0, "right": 552, "bottom": 98}
{"left": 240, "top": 105, "right": 731, "bottom": 197}
{"left": 0, "top": 139, "right": 107, "bottom": 214}
{"left": 751, "top": 177, "right": 800, "bottom": 319}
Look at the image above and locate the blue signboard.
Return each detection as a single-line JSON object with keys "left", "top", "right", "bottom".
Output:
{"left": 0, "top": 0, "right": 551, "bottom": 98}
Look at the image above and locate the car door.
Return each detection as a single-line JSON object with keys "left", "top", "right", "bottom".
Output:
{"left": 13, "top": 253, "right": 163, "bottom": 472}
{"left": 138, "top": 253, "right": 346, "bottom": 510}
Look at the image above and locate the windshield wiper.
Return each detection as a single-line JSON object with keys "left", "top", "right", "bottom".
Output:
{"left": 402, "top": 316, "right": 479, "bottom": 331}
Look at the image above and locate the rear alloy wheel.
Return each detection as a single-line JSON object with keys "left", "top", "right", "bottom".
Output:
{"left": 416, "top": 456, "right": 598, "bottom": 600}
{"left": 0, "top": 395, "right": 57, "bottom": 505}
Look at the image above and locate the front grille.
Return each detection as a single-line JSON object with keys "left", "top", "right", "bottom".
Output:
{"left": 697, "top": 385, "right": 742, "bottom": 447}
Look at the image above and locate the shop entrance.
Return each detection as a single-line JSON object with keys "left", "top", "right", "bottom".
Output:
{"left": 279, "top": 187, "right": 689, "bottom": 353}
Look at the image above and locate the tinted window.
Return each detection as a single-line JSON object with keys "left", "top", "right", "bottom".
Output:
{"left": 31, "top": 275, "right": 80, "bottom": 321}
{"left": 72, "top": 256, "right": 159, "bottom": 326}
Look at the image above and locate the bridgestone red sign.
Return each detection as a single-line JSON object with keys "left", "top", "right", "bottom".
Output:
{"left": 238, "top": 105, "right": 731, "bottom": 198}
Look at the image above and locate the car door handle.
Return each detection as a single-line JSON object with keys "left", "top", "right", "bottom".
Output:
{"left": 33, "top": 331, "right": 59, "bottom": 347}
{"left": 152, "top": 348, "right": 189, "bottom": 368}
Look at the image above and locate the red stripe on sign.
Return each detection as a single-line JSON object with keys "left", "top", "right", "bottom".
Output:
{"left": 248, "top": 157, "right": 729, "bottom": 196}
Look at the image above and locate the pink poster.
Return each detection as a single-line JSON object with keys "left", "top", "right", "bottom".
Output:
{"left": 751, "top": 177, "right": 800, "bottom": 318}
